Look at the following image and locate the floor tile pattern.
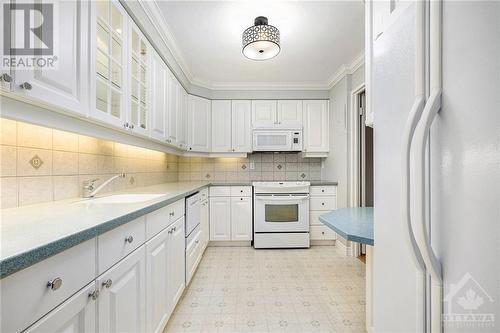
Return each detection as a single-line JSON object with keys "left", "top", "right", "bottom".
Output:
{"left": 164, "top": 246, "right": 366, "bottom": 333}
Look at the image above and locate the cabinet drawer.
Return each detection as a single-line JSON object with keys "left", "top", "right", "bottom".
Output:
{"left": 185, "top": 228, "right": 203, "bottom": 285}
{"left": 1, "top": 239, "right": 96, "bottom": 333}
{"left": 209, "top": 186, "right": 231, "bottom": 197}
{"left": 310, "top": 196, "right": 337, "bottom": 211}
{"left": 310, "top": 225, "right": 337, "bottom": 240}
{"left": 230, "top": 186, "right": 252, "bottom": 197}
{"left": 98, "top": 217, "right": 146, "bottom": 274}
{"left": 146, "top": 199, "right": 184, "bottom": 240}
{"left": 167, "top": 199, "right": 185, "bottom": 223}
{"left": 311, "top": 186, "right": 337, "bottom": 196}
{"left": 309, "top": 210, "right": 326, "bottom": 226}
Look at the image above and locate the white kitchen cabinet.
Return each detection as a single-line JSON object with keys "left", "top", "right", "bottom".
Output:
{"left": 252, "top": 100, "right": 277, "bottom": 128}
{"left": 200, "top": 197, "right": 210, "bottom": 249}
{"left": 211, "top": 100, "right": 232, "bottom": 152}
{"left": 90, "top": 0, "right": 128, "bottom": 127}
{"left": 177, "top": 86, "right": 188, "bottom": 149}
{"left": 25, "top": 282, "right": 97, "bottom": 333}
{"left": 128, "top": 21, "right": 150, "bottom": 136}
{"left": 185, "top": 228, "right": 203, "bottom": 285}
{"left": 167, "top": 217, "right": 186, "bottom": 313}
{"left": 150, "top": 51, "right": 167, "bottom": 141}
{"left": 188, "top": 95, "right": 211, "bottom": 152}
{"left": 145, "top": 228, "right": 169, "bottom": 333}
{"left": 209, "top": 196, "right": 231, "bottom": 241}
{"left": 11, "top": 0, "right": 89, "bottom": 116}
{"left": 277, "top": 100, "right": 303, "bottom": 128}
{"left": 165, "top": 70, "right": 178, "bottom": 145}
{"left": 230, "top": 197, "right": 252, "bottom": 241}
{"left": 309, "top": 185, "right": 337, "bottom": 241}
{"left": 97, "top": 246, "right": 146, "bottom": 333}
{"left": 303, "top": 100, "right": 329, "bottom": 153}
{"left": 231, "top": 100, "right": 252, "bottom": 152}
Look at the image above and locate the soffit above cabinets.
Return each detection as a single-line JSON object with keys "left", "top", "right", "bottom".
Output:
{"left": 138, "top": 1, "right": 364, "bottom": 91}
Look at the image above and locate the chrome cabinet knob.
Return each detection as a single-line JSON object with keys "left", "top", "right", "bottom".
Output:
{"left": 102, "top": 279, "right": 113, "bottom": 288}
{"left": 89, "top": 289, "right": 99, "bottom": 300}
{"left": 322, "top": 231, "right": 325, "bottom": 235}
{"left": 169, "top": 212, "right": 175, "bottom": 217}
{"left": 195, "top": 240, "right": 199, "bottom": 244}
{"left": 240, "top": 198, "right": 243, "bottom": 201}
{"left": 0, "top": 73, "right": 12, "bottom": 82}
{"left": 125, "top": 235, "right": 134, "bottom": 243}
{"left": 129, "top": 124, "right": 134, "bottom": 129}
{"left": 321, "top": 189, "right": 325, "bottom": 193}
{"left": 123, "top": 122, "right": 129, "bottom": 128}
{"left": 321, "top": 202, "right": 325, "bottom": 206}
{"left": 47, "top": 277, "right": 63, "bottom": 291}
{"left": 19, "top": 82, "right": 32, "bottom": 90}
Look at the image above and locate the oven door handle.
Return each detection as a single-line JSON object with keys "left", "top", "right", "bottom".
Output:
{"left": 255, "top": 194, "right": 310, "bottom": 201}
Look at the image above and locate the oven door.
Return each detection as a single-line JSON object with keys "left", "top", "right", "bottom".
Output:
{"left": 254, "top": 194, "right": 309, "bottom": 232}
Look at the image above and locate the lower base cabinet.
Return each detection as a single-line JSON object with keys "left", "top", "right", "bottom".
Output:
{"left": 230, "top": 197, "right": 252, "bottom": 241}
{"left": 167, "top": 217, "right": 186, "bottom": 315}
{"left": 25, "top": 283, "right": 97, "bottom": 333}
{"left": 97, "top": 246, "right": 146, "bottom": 333}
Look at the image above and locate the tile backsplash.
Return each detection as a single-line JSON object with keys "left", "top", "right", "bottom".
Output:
{"left": 178, "top": 153, "right": 322, "bottom": 182}
{"left": 0, "top": 118, "right": 178, "bottom": 208}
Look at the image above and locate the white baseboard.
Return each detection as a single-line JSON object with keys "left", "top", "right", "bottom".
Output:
{"left": 335, "top": 239, "right": 354, "bottom": 256}
{"left": 208, "top": 241, "right": 251, "bottom": 247}
{"left": 310, "top": 240, "right": 336, "bottom": 246}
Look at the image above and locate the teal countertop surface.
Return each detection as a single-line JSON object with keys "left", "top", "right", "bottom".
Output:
{"left": 319, "top": 208, "right": 374, "bottom": 246}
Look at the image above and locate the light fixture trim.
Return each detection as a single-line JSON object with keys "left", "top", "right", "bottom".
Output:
{"left": 242, "top": 16, "right": 281, "bottom": 61}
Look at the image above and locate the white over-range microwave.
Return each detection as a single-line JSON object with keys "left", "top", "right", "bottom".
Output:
{"left": 252, "top": 129, "right": 303, "bottom": 152}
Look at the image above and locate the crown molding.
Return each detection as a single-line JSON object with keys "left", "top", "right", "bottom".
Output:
{"left": 132, "top": 0, "right": 364, "bottom": 92}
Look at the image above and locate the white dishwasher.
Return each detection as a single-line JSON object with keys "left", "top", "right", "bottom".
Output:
{"left": 185, "top": 192, "right": 201, "bottom": 238}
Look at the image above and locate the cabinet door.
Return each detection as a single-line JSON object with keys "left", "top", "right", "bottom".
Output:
{"left": 231, "top": 100, "right": 252, "bottom": 152}
{"left": 91, "top": 0, "right": 127, "bottom": 127}
{"left": 200, "top": 200, "right": 210, "bottom": 249}
{"left": 25, "top": 282, "right": 97, "bottom": 333}
{"left": 167, "top": 217, "right": 185, "bottom": 313}
{"left": 252, "top": 100, "right": 277, "bottom": 128}
{"left": 145, "top": 228, "right": 169, "bottom": 333}
{"left": 177, "top": 86, "right": 188, "bottom": 149}
{"left": 150, "top": 52, "right": 167, "bottom": 141}
{"left": 98, "top": 246, "right": 146, "bottom": 333}
{"left": 277, "top": 100, "right": 303, "bottom": 128}
{"left": 165, "top": 70, "right": 177, "bottom": 145}
{"left": 12, "top": 0, "right": 89, "bottom": 116}
{"left": 230, "top": 197, "right": 252, "bottom": 241}
{"left": 188, "top": 95, "right": 211, "bottom": 152}
{"left": 303, "top": 100, "right": 329, "bottom": 152}
{"left": 211, "top": 100, "right": 232, "bottom": 152}
{"left": 128, "top": 21, "right": 150, "bottom": 136}
{"left": 209, "top": 197, "right": 231, "bottom": 241}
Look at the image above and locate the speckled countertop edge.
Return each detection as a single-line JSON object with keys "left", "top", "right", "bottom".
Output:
{"left": 0, "top": 185, "right": 207, "bottom": 279}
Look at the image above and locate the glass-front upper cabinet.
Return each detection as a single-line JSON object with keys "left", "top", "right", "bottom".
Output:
{"left": 91, "top": 0, "right": 127, "bottom": 127}
{"left": 128, "top": 22, "right": 150, "bottom": 136}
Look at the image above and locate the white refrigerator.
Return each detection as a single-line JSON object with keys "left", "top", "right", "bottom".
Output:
{"left": 372, "top": 1, "right": 499, "bottom": 332}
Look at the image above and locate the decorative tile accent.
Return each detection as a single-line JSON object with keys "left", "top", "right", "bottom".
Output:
{"left": 29, "top": 155, "right": 44, "bottom": 169}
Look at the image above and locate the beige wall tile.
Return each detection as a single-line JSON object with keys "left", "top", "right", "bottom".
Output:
{"left": 113, "top": 142, "right": 130, "bottom": 157}
{"left": 78, "top": 135, "right": 100, "bottom": 154}
{"left": 53, "top": 151, "right": 78, "bottom": 175}
{"left": 1, "top": 145, "right": 17, "bottom": 176}
{"left": 18, "top": 176, "right": 53, "bottom": 206}
{"left": 52, "top": 129, "right": 78, "bottom": 152}
{"left": 17, "top": 147, "right": 52, "bottom": 176}
{"left": 53, "top": 176, "right": 79, "bottom": 200}
{"left": 97, "top": 155, "right": 114, "bottom": 174}
{"left": 78, "top": 153, "right": 97, "bottom": 174}
{"left": 99, "top": 140, "right": 114, "bottom": 156}
{"left": 17, "top": 122, "right": 52, "bottom": 149}
{"left": 0, "top": 118, "right": 17, "bottom": 146}
{"left": 285, "top": 172, "right": 298, "bottom": 180}
{"left": 261, "top": 171, "right": 273, "bottom": 180}
{"left": 0, "top": 177, "right": 18, "bottom": 208}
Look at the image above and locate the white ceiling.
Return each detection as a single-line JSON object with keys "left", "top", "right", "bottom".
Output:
{"left": 155, "top": 1, "right": 364, "bottom": 90}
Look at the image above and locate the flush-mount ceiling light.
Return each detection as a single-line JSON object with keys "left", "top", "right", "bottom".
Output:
{"left": 242, "top": 16, "right": 280, "bottom": 61}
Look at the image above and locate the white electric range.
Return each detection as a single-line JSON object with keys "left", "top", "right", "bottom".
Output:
{"left": 253, "top": 181, "right": 310, "bottom": 248}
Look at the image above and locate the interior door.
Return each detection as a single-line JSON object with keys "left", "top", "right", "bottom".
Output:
{"left": 98, "top": 246, "right": 146, "bottom": 333}
{"left": 14, "top": 0, "right": 89, "bottom": 115}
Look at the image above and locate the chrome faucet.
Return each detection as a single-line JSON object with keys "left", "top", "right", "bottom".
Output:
{"left": 83, "top": 173, "right": 126, "bottom": 198}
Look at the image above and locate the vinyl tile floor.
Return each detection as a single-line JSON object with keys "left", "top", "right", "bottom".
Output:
{"left": 164, "top": 245, "right": 366, "bottom": 333}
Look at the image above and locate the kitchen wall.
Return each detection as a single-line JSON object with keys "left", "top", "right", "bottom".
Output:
{"left": 323, "top": 65, "right": 365, "bottom": 211}
{"left": 178, "top": 153, "right": 322, "bottom": 182}
{"left": 0, "top": 118, "right": 178, "bottom": 209}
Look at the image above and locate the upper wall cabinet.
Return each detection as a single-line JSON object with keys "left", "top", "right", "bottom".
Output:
{"left": 176, "top": 84, "right": 188, "bottom": 149}
{"left": 165, "top": 71, "right": 178, "bottom": 145}
{"left": 128, "top": 22, "right": 150, "bottom": 136}
{"left": 231, "top": 100, "right": 252, "bottom": 152}
{"left": 90, "top": 0, "right": 128, "bottom": 128}
{"left": 211, "top": 100, "right": 232, "bottom": 153}
{"left": 252, "top": 100, "right": 277, "bottom": 128}
{"left": 277, "top": 100, "right": 303, "bottom": 128}
{"left": 303, "top": 100, "right": 329, "bottom": 155}
{"left": 150, "top": 51, "right": 167, "bottom": 141}
{"left": 3, "top": 0, "right": 90, "bottom": 116}
{"left": 188, "top": 95, "right": 211, "bottom": 152}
